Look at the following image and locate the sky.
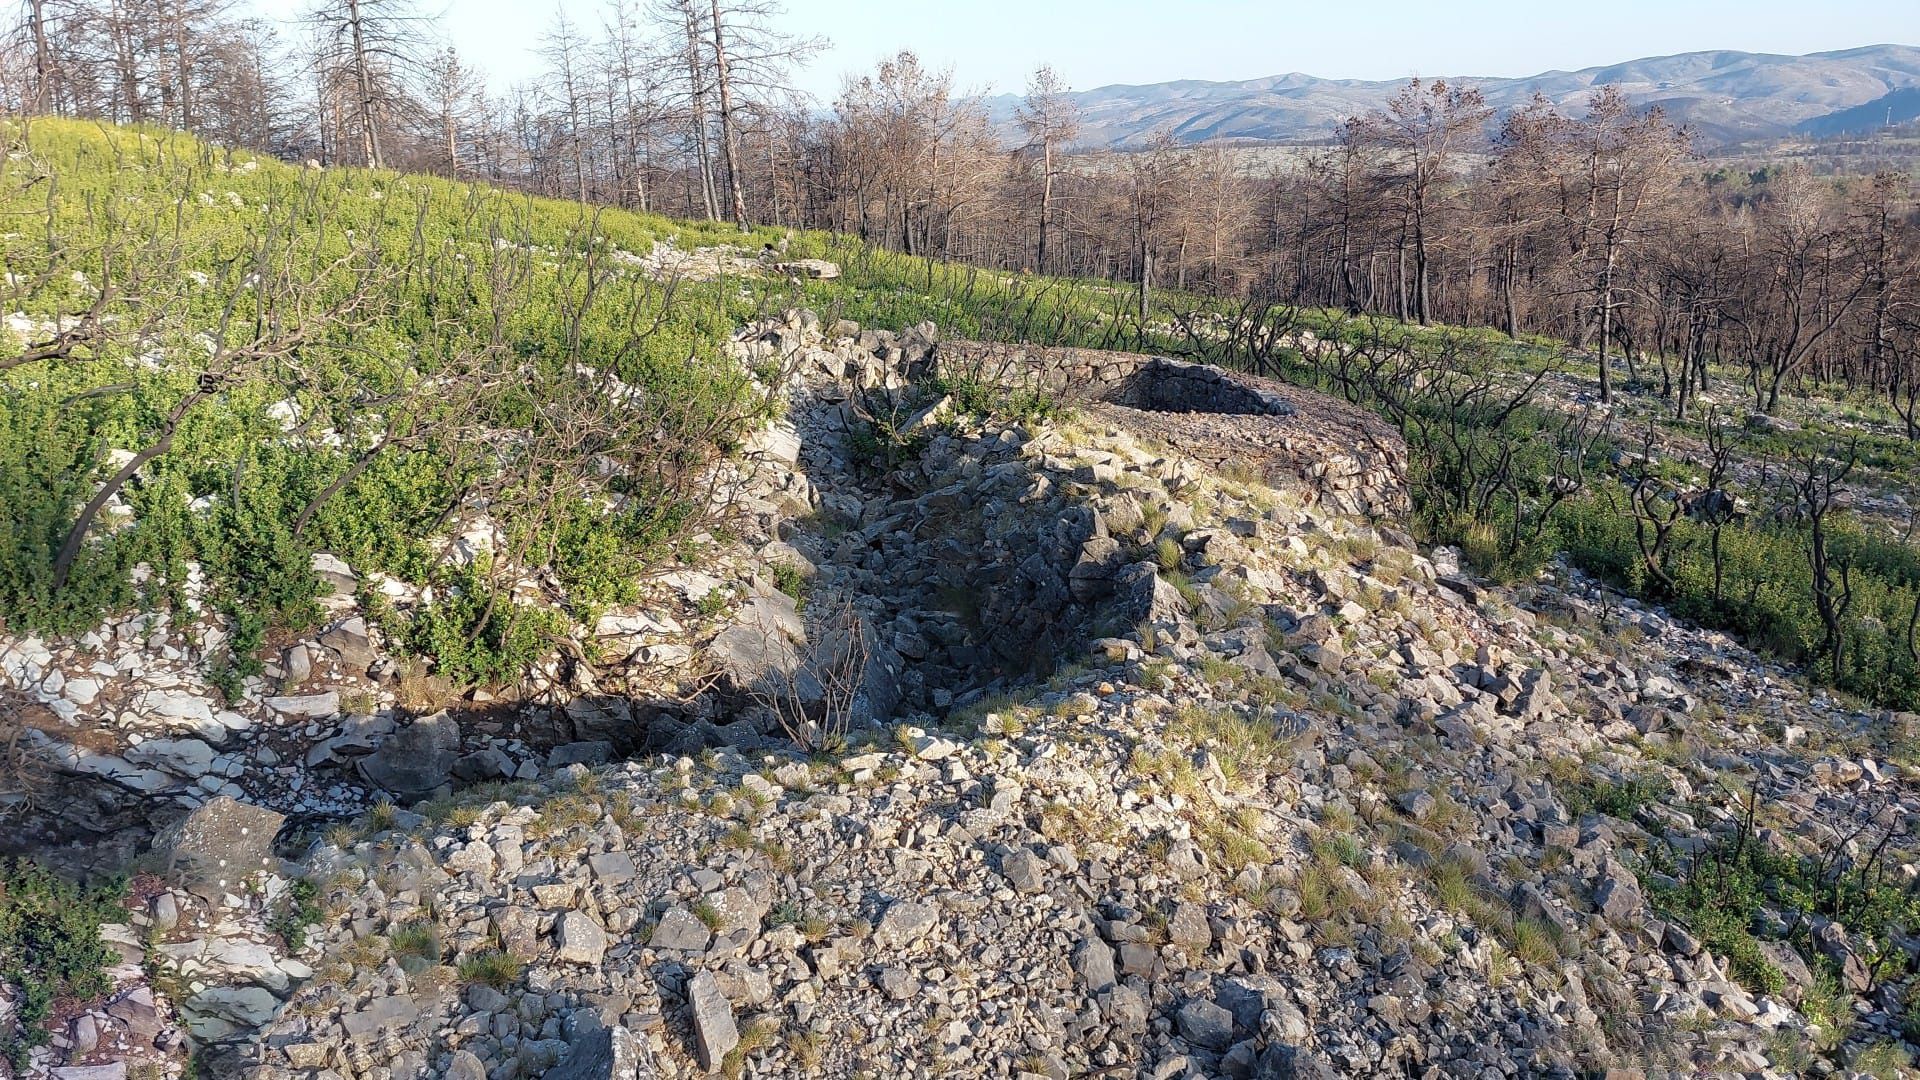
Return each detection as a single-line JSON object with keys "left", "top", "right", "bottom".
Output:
{"left": 259, "top": 0, "right": 1920, "bottom": 101}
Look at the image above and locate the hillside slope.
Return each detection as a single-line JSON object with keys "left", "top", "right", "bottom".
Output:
{"left": 20, "top": 313, "right": 1920, "bottom": 1080}
{"left": 979, "top": 44, "right": 1920, "bottom": 146}
{"left": 9, "top": 122, "right": 1920, "bottom": 1080}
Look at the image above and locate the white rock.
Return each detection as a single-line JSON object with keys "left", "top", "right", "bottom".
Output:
{"left": 264, "top": 692, "right": 339, "bottom": 717}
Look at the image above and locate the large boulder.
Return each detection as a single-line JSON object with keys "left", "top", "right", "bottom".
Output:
{"left": 358, "top": 712, "right": 461, "bottom": 798}
{"left": 148, "top": 796, "right": 285, "bottom": 899}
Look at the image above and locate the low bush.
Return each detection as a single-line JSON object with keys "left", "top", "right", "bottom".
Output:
{"left": 0, "top": 861, "right": 127, "bottom": 1068}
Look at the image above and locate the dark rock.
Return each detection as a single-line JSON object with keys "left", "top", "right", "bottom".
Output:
{"left": 358, "top": 712, "right": 461, "bottom": 798}
{"left": 1176, "top": 997, "right": 1235, "bottom": 1050}
{"left": 545, "top": 1020, "right": 652, "bottom": 1080}
{"left": 1592, "top": 863, "right": 1645, "bottom": 928}
{"left": 548, "top": 741, "right": 614, "bottom": 768}
{"left": 1071, "top": 937, "right": 1116, "bottom": 993}
{"left": 319, "top": 616, "right": 376, "bottom": 670}
{"left": 1001, "top": 848, "right": 1047, "bottom": 893}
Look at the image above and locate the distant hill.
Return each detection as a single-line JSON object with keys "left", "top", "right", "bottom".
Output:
{"left": 1798, "top": 86, "right": 1920, "bottom": 137}
{"left": 981, "top": 44, "right": 1920, "bottom": 148}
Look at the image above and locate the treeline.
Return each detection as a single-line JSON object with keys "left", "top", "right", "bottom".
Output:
{"left": 8, "top": 2, "right": 1917, "bottom": 424}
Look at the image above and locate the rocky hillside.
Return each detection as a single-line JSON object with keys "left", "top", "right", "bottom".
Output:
{"left": 13, "top": 310, "right": 1920, "bottom": 1080}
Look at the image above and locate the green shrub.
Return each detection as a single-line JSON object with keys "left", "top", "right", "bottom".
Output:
{"left": 392, "top": 560, "right": 569, "bottom": 686}
{"left": 0, "top": 861, "right": 126, "bottom": 1067}
{"left": 268, "top": 877, "right": 324, "bottom": 952}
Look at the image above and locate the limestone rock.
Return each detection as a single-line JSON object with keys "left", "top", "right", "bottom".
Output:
{"left": 687, "top": 969, "right": 738, "bottom": 1070}
{"left": 148, "top": 796, "right": 285, "bottom": 898}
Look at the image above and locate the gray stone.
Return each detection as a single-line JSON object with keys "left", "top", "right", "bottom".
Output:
{"left": 70, "top": 1013, "right": 100, "bottom": 1055}
{"left": 1813, "top": 920, "right": 1872, "bottom": 992}
{"left": 124, "top": 736, "right": 218, "bottom": 777}
{"left": 1167, "top": 901, "right": 1212, "bottom": 954}
{"left": 281, "top": 643, "right": 313, "bottom": 689}
{"left": 264, "top": 690, "right": 340, "bottom": 717}
{"left": 320, "top": 616, "right": 376, "bottom": 669}
{"left": 1394, "top": 789, "right": 1436, "bottom": 821}
{"left": 1001, "top": 848, "right": 1047, "bottom": 893}
{"left": 872, "top": 899, "right": 938, "bottom": 949}
{"left": 876, "top": 965, "right": 921, "bottom": 1000}
{"left": 187, "top": 984, "right": 281, "bottom": 1029}
{"left": 549, "top": 740, "right": 614, "bottom": 768}
{"left": 359, "top": 711, "right": 461, "bottom": 797}
{"left": 687, "top": 970, "right": 738, "bottom": 1071}
{"left": 649, "top": 906, "right": 714, "bottom": 952}
{"left": 544, "top": 1023, "right": 650, "bottom": 1080}
{"left": 444, "top": 1050, "right": 487, "bottom": 1080}
{"left": 1114, "top": 562, "right": 1192, "bottom": 630}
{"left": 339, "top": 993, "right": 420, "bottom": 1039}
{"left": 148, "top": 796, "right": 285, "bottom": 898}
{"left": 51, "top": 1067, "right": 126, "bottom": 1080}
{"left": 557, "top": 911, "right": 610, "bottom": 966}
{"left": 1592, "top": 863, "right": 1645, "bottom": 928}
{"left": 1071, "top": 937, "right": 1116, "bottom": 993}
{"left": 588, "top": 850, "right": 636, "bottom": 884}
{"left": 1176, "top": 997, "right": 1235, "bottom": 1050}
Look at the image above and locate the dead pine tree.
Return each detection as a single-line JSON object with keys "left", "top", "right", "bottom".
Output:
{"left": 1786, "top": 442, "right": 1859, "bottom": 684}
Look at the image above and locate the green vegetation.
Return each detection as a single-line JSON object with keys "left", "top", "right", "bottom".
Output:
{"left": 10, "top": 118, "right": 1920, "bottom": 713}
{"left": 267, "top": 877, "right": 325, "bottom": 952}
{"left": 0, "top": 860, "right": 127, "bottom": 1067}
{"left": 1643, "top": 790, "right": 1920, "bottom": 1000}
{"left": 456, "top": 949, "right": 523, "bottom": 990}
{"left": 1559, "top": 493, "right": 1920, "bottom": 708}
{"left": 0, "top": 119, "right": 777, "bottom": 684}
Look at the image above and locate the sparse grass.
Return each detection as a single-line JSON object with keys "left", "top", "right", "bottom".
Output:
{"left": 1854, "top": 1042, "right": 1915, "bottom": 1080}
{"left": 1155, "top": 535, "right": 1184, "bottom": 572}
{"left": 1510, "top": 917, "right": 1563, "bottom": 967}
{"left": 1129, "top": 745, "right": 1204, "bottom": 799}
{"left": 691, "top": 899, "right": 724, "bottom": 931}
{"left": 720, "top": 1013, "right": 782, "bottom": 1079}
{"left": 787, "top": 1029, "right": 827, "bottom": 1070}
{"left": 389, "top": 920, "right": 441, "bottom": 966}
{"left": 526, "top": 792, "right": 603, "bottom": 839}
{"left": 338, "top": 934, "right": 391, "bottom": 972}
{"left": 457, "top": 950, "right": 523, "bottom": 990}
{"left": 365, "top": 800, "right": 399, "bottom": 833}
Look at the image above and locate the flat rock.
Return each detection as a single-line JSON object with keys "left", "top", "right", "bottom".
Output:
{"left": 149, "top": 796, "right": 285, "bottom": 898}
{"left": 557, "top": 911, "right": 610, "bottom": 965}
{"left": 649, "top": 906, "right": 714, "bottom": 952}
{"left": 873, "top": 899, "right": 938, "bottom": 949}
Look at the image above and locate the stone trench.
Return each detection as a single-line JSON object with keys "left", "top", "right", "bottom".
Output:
{"left": 1, "top": 313, "right": 1408, "bottom": 875}
{"left": 699, "top": 316, "right": 1412, "bottom": 735}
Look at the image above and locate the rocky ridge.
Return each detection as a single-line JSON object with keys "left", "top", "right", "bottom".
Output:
{"left": 7, "top": 312, "right": 1920, "bottom": 1079}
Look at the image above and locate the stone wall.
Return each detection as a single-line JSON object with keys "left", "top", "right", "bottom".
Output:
{"left": 931, "top": 339, "right": 1408, "bottom": 520}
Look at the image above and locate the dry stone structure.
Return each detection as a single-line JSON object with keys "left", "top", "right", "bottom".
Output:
{"left": 931, "top": 340, "right": 1408, "bottom": 519}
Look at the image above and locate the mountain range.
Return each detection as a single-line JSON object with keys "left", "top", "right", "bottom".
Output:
{"left": 980, "top": 44, "right": 1920, "bottom": 148}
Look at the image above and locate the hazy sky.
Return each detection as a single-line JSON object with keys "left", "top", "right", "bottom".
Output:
{"left": 262, "top": 0, "right": 1919, "bottom": 101}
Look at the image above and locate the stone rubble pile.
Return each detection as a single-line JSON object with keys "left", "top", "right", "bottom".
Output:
{"left": 11, "top": 310, "right": 1920, "bottom": 1080}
